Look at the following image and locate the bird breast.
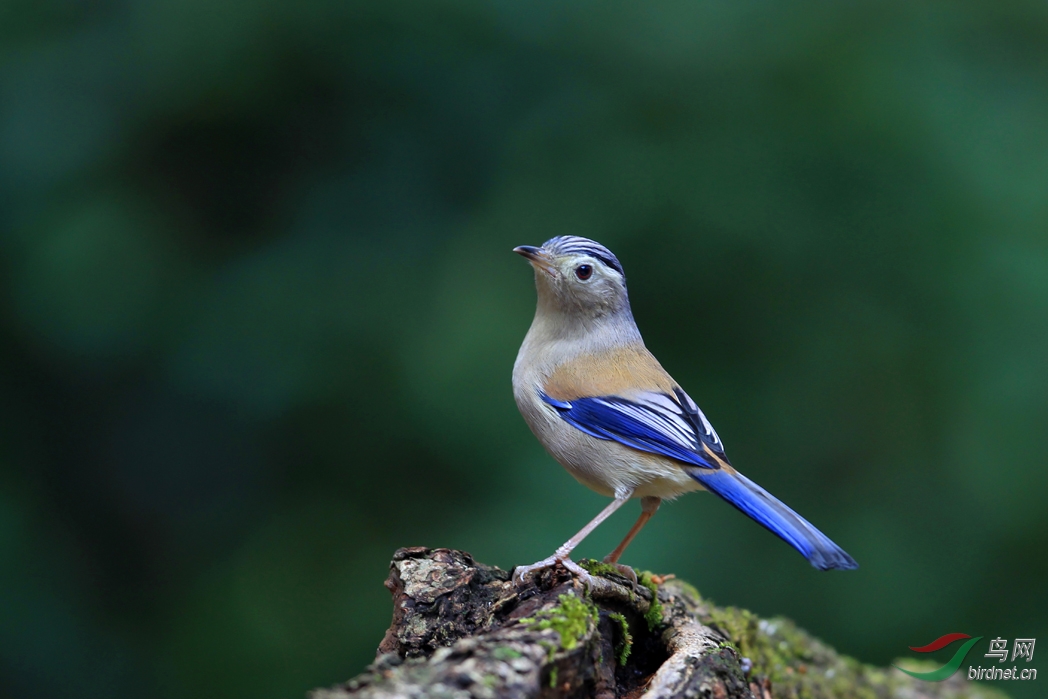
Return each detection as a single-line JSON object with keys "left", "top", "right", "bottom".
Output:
{"left": 513, "top": 343, "right": 701, "bottom": 501}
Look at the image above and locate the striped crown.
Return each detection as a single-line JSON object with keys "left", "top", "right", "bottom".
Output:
{"left": 542, "top": 236, "right": 625, "bottom": 277}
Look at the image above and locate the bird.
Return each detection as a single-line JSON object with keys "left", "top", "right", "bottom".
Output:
{"left": 511, "top": 235, "right": 857, "bottom": 586}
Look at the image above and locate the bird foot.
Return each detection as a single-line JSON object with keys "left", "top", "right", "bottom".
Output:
{"left": 599, "top": 558, "right": 639, "bottom": 585}
{"left": 513, "top": 555, "right": 594, "bottom": 589}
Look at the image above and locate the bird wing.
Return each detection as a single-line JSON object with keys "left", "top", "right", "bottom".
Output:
{"left": 543, "top": 387, "right": 859, "bottom": 570}
{"left": 540, "top": 387, "right": 727, "bottom": 470}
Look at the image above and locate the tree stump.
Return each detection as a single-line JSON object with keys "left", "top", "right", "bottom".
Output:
{"left": 310, "top": 548, "right": 1009, "bottom": 699}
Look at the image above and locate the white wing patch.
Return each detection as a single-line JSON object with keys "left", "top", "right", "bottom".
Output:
{"left": 541, "top": 387, "right": 728, "bottom": 468}
{"left": 609, "top": 394, "right": 696, "bottom": 450}
{"left": 675, "top": 389, "right": 724, "bottom": 450}
{"left": 593, "top": 390, "right": 726, "bottom": 456}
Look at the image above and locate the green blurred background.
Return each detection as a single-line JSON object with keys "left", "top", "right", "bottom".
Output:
{"left": 1, "top": 1, "right": 1046, "bottom": 698}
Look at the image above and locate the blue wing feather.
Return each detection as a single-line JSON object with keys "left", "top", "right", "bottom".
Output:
{"left": 540, "top": 389, "right": 859, "bottom": 571}
{"left": 540, "top": 391, "right": 720, "bottom": 469}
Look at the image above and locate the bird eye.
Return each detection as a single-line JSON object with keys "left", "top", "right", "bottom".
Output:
{"left": 575, "top": 264, "right": 593, "bottom": 280}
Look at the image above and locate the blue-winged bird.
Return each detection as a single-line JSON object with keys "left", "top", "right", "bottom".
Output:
{"left": 512, "top": 236, "right": 857, "bottom": 585}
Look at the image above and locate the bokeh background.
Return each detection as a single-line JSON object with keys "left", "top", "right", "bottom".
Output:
{"left": 2, "top": 2, "right": 1047, "bottom": 698}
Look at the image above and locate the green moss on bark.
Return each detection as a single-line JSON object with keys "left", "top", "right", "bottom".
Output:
{"left": 578, "top": 559, "right": 623, "bottom": 577}
{"left": 698, "top": 602, "right": 1010, "bottom": 699}
{"left": 637, "top": 571, "right": 664, "bottom": 631}
{"left": 519, "top": 593, "right": 598, "bottom": 652}
{"left": 607, "top": 612, "right": 633, "bottom": 665}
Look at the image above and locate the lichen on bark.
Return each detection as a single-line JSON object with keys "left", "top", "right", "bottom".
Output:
{"left": 311, "top": 548, "right": 1011, "bottom": 699}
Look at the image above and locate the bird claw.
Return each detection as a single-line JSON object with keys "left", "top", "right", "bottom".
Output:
{"left": 513, "top": 555, "right": 595, "bottom": 589}
{"left": 599, "top": 559, "right": 639, "bottom": 585}
{"left": 560, "top": 558, "right": 596, "bottom": 589}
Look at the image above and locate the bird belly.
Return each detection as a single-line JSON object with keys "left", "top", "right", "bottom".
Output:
{"left": 515, "top": 386, "right": 701, "bottom": 500}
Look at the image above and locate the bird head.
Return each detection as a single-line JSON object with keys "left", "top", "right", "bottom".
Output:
{"left": 514, "top": 236, "right": 630, "bottom": 318}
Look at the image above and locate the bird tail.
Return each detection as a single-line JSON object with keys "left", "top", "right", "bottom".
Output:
{"left": 689, "top": 467, "right": 858, "bottom": 571}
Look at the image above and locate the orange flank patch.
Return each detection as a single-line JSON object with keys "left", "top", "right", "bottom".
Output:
{"left": 543, "top": 344, "right": 677, "bottom": 400}
{"left": 702, "top": 443, "right": 732, "bottom": 469}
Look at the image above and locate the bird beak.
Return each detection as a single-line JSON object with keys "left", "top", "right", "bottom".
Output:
{"left": 513, "top": 245, "right": 557, "bottom": 277}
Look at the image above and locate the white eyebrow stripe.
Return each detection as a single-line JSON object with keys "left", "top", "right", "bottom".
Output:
{"left": 542, "top": 236, "right": 626, "bottom": 276}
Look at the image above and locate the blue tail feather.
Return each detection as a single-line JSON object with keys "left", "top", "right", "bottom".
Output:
{"left": 690, "top": 468, "right": 858, "bottom": 571}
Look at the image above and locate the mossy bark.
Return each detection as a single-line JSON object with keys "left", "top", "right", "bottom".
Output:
{"left": 311, "top": 548, "right": 1010, "bottom": 699}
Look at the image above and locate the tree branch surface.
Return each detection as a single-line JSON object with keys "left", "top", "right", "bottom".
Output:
{"left": 311, "top": 548, "right": 1010, "bottom": 699}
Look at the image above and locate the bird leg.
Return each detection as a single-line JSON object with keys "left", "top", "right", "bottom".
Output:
{"left": 513, "top": 496, "right": 631, "bottom": 586}
{"left": 601, "top": 496, "right": 661, "bottom": 581}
